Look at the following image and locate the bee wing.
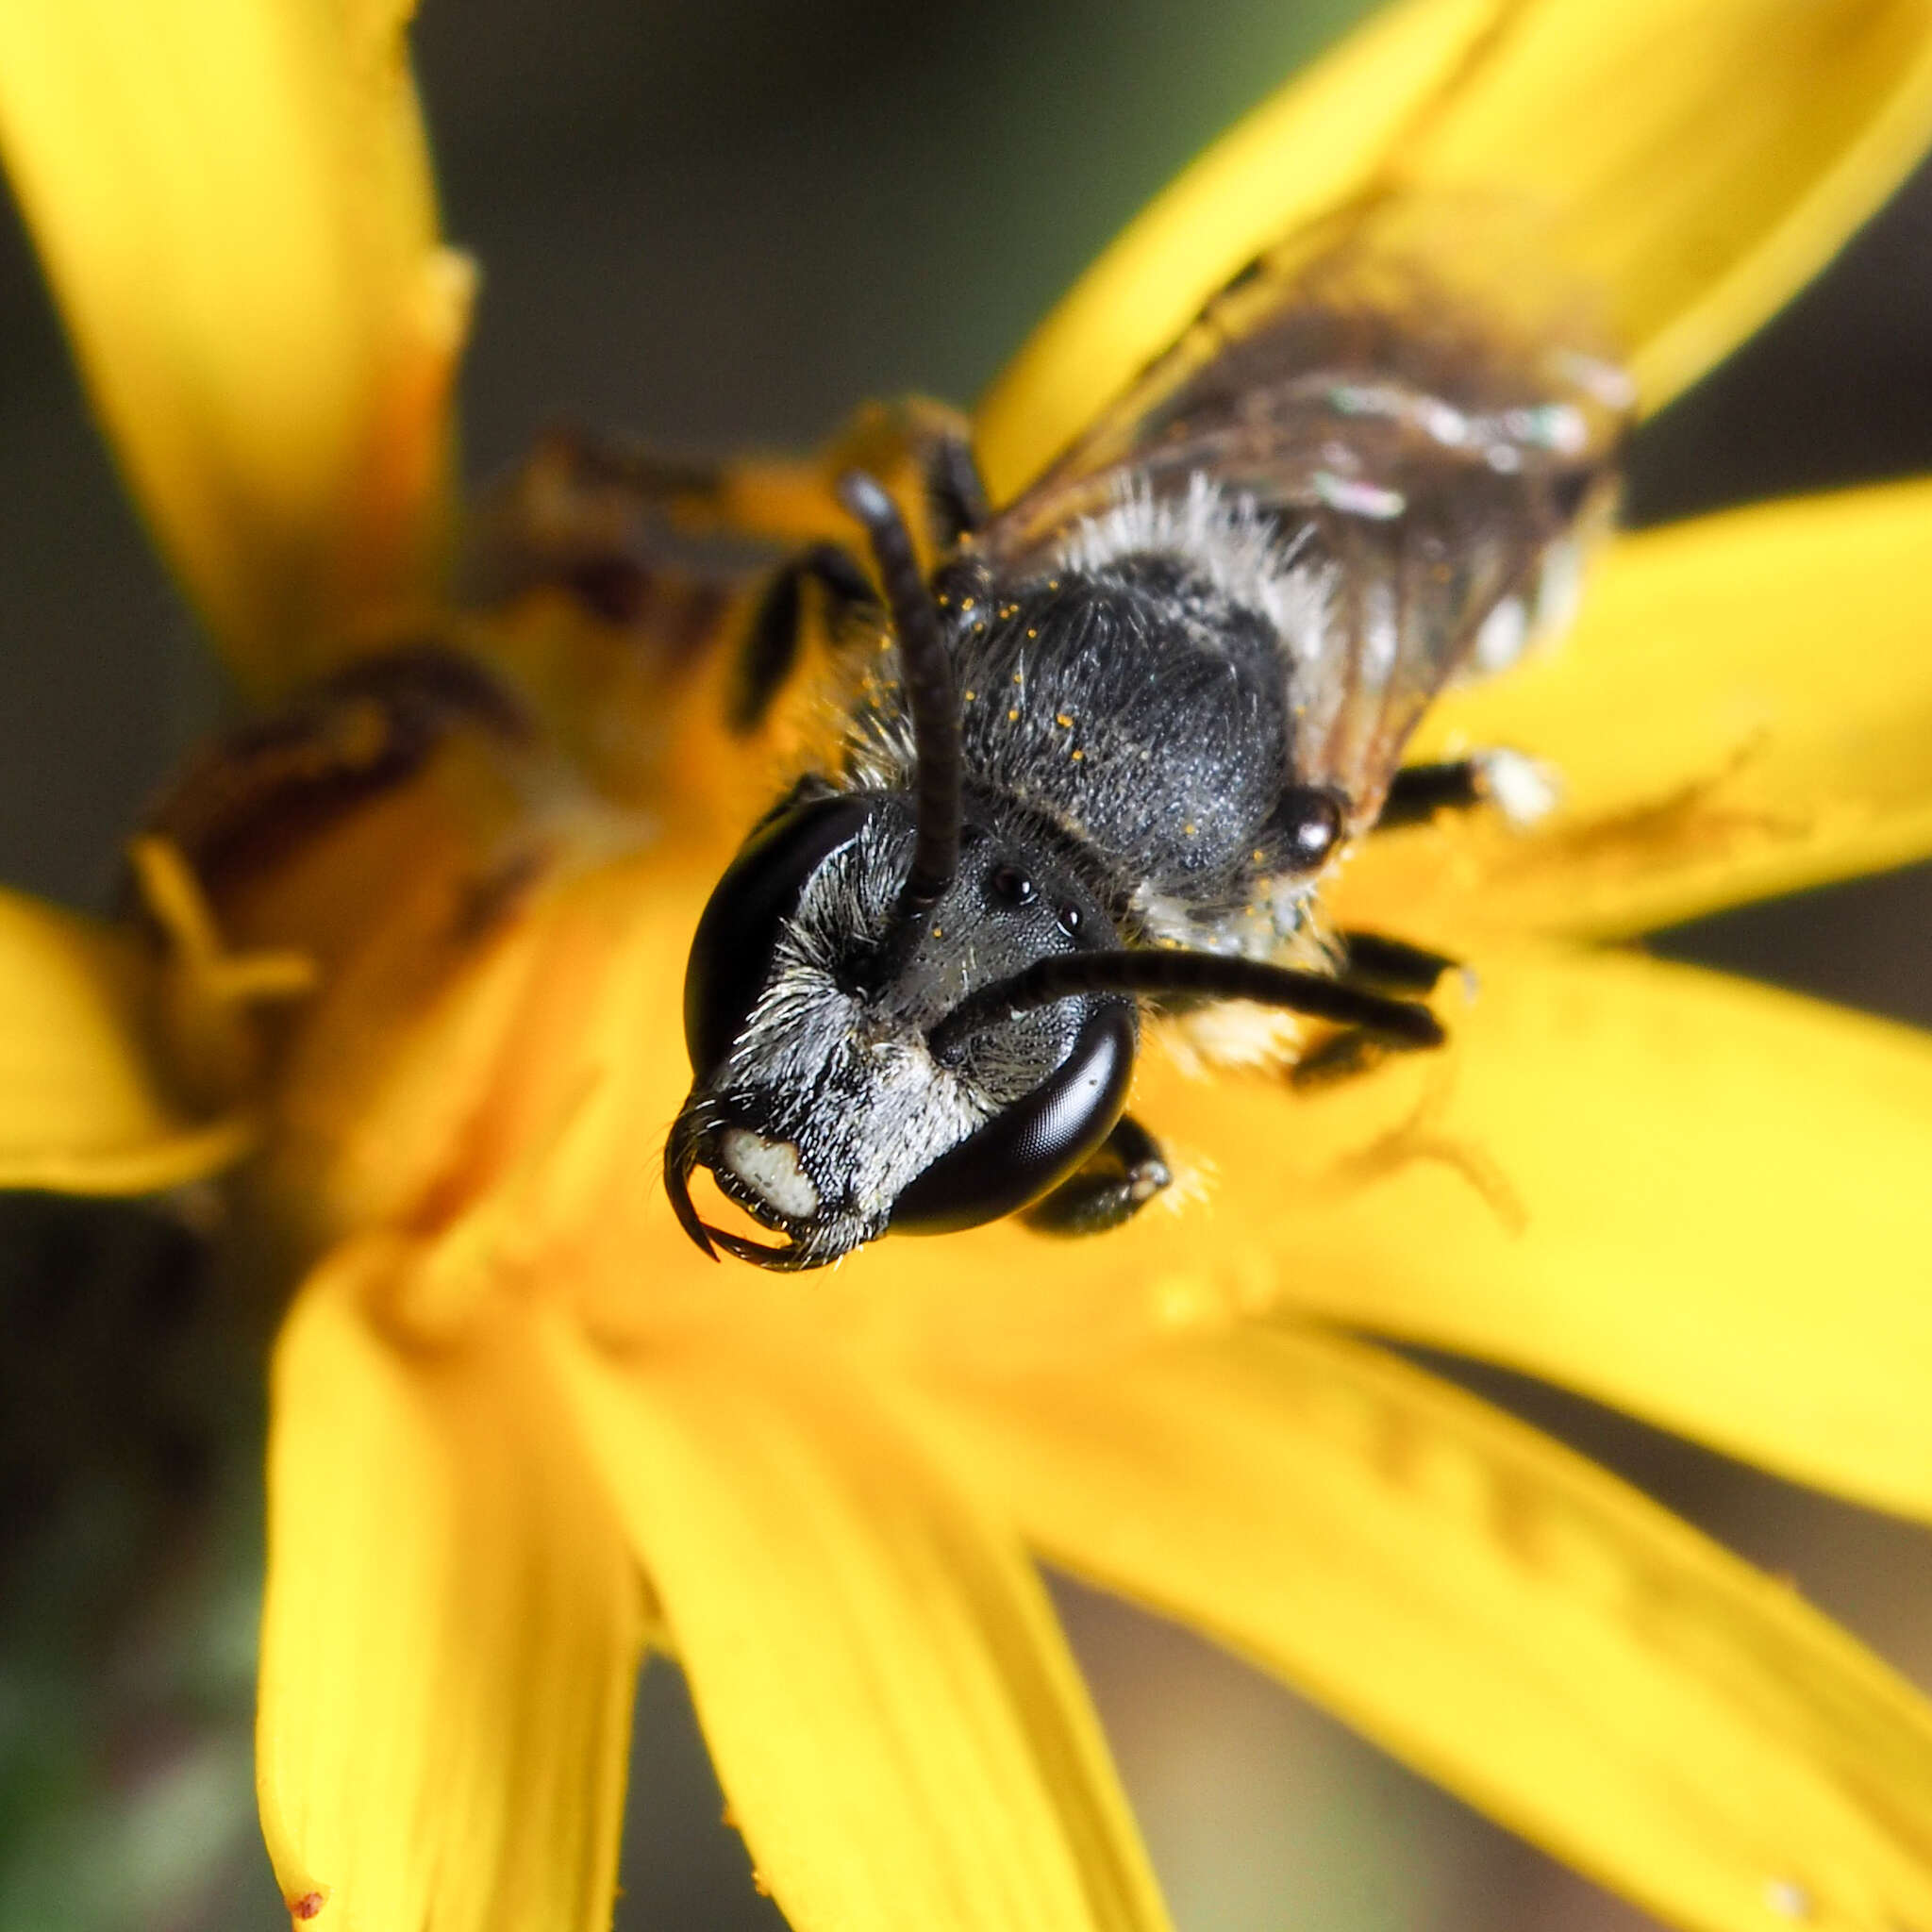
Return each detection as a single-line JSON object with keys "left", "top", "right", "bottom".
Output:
{"left": 977, "top": 196, "right": 1631, "bottom": 829}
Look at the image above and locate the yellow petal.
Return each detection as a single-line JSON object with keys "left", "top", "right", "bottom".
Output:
{"left": 0, "top": 884, "right": 246, "bottom": 1193}
{"left": 977, "top": 0, "right": 1932, "bottom": 495}
{"left": 543, "top": 1321, "right": 1171, "bottom": 1932}
{"left": 974, "top": 0, "right": 1498, "bottom": 499}
{"left": 0, "top": 0, "right": 469, "bottom": 694}
{"left": 1345, "top": 481, "right": 1932, "bottom": 943}
{"left": 1404, "top": 0, "right": 1932, "bottom": 412}
{"left": 258, "top": 1239, "right": 643, "bottom": 1932}
{"left": 917, "top": 1325, "right": 1932, "bottom": 1932}
{"left": 936, "top": 944, "right": 1932, "bottom": 1520}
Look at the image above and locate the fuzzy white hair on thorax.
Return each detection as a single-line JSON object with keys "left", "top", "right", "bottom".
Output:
{"left": 1054, "top": 473, "right": 1339, "bottom": 674}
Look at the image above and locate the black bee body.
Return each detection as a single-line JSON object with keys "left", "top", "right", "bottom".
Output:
{"left": 875, "top": 541, "right": 1313, "bottom": 960}
{"left": 666, "top": 203, "right": 1630, "bottom": 1269}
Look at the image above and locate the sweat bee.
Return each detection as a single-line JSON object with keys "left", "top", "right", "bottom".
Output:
{"left": 650, "top": 199, "right": 1630, "bottom": 1269}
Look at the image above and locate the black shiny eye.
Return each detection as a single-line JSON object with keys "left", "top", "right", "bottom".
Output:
{"left": 989, "top": 864, "right": 1036, "bottom": 906}
{"left": 890, "top": 1004, "right": 1134, "bottom": 1234}
{"left": 1276, "top": 786, "right": 1346, "bottom": 870}
{"left": 1057, "top": 903, "right": 1082, "bottom": 934}
{"left": 683, "top": 797, "right": 874, "bottom": 1078}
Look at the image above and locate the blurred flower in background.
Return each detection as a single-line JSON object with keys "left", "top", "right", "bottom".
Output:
{"left": 5, "top": 4, "right": 1932, "bottom": 1932}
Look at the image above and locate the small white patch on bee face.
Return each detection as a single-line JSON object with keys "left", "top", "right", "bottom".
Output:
{"left": 719, "top": 1126, "right": 821, "bottom": 1220}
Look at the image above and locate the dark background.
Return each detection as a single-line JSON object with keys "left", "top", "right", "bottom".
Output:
{"left": 3, "top": 3, "right": 1931, "bottom": 1927}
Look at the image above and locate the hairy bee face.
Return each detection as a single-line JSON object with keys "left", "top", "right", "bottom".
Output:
{"left": 668, "top": 794, "right": 1134, "bottom": 1269}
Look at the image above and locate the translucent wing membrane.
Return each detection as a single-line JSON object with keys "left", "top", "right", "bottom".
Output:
{"left": 979, "top": 198, "right": 1628, "bottom": 828}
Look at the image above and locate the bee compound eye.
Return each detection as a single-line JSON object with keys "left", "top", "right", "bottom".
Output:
{"left": 684, "top": 796, "right": 876, "bottom": 1078}
{"left": 890, "top": 1003, "right": 1135, "bottom": 1235}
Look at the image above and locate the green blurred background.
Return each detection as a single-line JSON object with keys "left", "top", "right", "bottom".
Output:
{"left": 3, "top": 2, "right": 1932, "bottom": 1927}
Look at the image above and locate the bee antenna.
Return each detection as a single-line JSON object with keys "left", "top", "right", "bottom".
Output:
{"left": 928, "top": 950, "right": 1444, "bottom": 1060}
{"left": 838, "top": 469, "right": 961, "bottom": 915}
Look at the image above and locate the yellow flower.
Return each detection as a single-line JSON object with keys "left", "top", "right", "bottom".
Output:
{"left": 7, "top": 2, "right": 1932, "bottom": 1930}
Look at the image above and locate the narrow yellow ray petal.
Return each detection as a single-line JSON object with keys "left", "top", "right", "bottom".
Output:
{"left": 974, "top": 0, "right": 1498, "bottom": 499}
{"left": 1343, "top": 481, "right": 1932, "bottom": 944}
{"left": 977, "top": 0, "right": 1932, "bottom": 496}
{"left": 258, "top": 1240, "right": 643, "bottom": 1932}
{"left": 1401, "top": 0, "right": 1932, "bottom": 411}
{"left": 917, "top": 1326, "right": 1932, "bottom": 1932}
{"left": 908, "top": 944, "right": 1932, "bottom": 1520}
{"left": 0, "top": 0, "right": 468, "bottom": 694}
{"left": 0, "top": 884, "right": 246, "bottom": 1194}
{"left": 543, "top": 1321, "right": 1172, "bottom": 1932}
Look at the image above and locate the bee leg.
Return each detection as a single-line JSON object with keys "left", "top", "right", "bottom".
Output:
{"left": 1295, "top": 1019, "right": 1448, "bottom": 1087}
{"left": 1021, "top": 1115, "right": 1172, "bottom": 1238}
{"left": 1337, "top": 929, "right": 1461, "bottom": 994}
{"left": 143, "top": 643, "right": 536, "bottom": 903}
{"left": 1290, "top": 1029, "right": 1400, "bottom": 1091}
{"left": 1375, "top": 751, "right": 1559, "bottom": 831}
{"left": 481, "top": 426, "right": 847, "bottom": 547}
{"left": 1290, "top": 935, "right": 1463, "bottom": 1091}
{"left": 730, "top": 541, "right": 880, "bottom": 731}
{"left": 1374, "top": 758, "right": 1486, "bottom": 828}
{"left": 924, "top": 431, "right": 991, "bottom": 548}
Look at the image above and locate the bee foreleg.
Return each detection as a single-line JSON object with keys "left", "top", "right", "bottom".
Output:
{"left": 731, "top": 541, "right": 880, "bottom": 730}
{"left": 1291, "top": 936, "right": 1463, "bottom": 1091}
{"left": 924, "top": 431, "right": 991, "bottom": 549}
{"left": 1021, "top": 1115, "right": 1173, "bottom": 1238}
{"left": 1290, "top": 1029, "right": 1399, "bottom": 1091}
{"left": 1375, "top": 750, "right": 1560, "bottom": 832}
{"left": 1290, "top": 974, "right": 1457, "bottom": 1091}
{"left": 1375, "top": 758, "right": 1485, "bottom": 828}
{"left": 1337, "top": 929, "right": 1461, "bottom": 994}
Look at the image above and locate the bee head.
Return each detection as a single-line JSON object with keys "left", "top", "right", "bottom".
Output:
{"left": 668, "top": 792, "right": 1134, "bottom": 1269}
{"left": 666, "top": 469, "right": 1139, "bottom": 1269}
{"left": 662, "top": 468, "right": 1450, "bottom": 1266}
